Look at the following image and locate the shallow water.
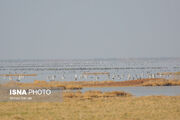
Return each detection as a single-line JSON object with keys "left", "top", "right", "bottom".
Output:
{"left": 81, "top": 86, "right": 180, "bottom": 96}
{"left": 0, "top": 58, "right": 180, "bottom": 83}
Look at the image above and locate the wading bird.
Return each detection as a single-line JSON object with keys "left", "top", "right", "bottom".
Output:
{"left": 74, "top": 74, "right": 78, "bottom": 80}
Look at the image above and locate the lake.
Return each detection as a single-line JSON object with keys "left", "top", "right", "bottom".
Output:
{"left": 81, "top": 86, "right": 180, "bottom": 96}
{"left": 0, "top": 58, "right": 180, "bottom": 83}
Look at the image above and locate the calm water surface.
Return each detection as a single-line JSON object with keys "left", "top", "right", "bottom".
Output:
{"left": 0, "top": 58, "right": 180, "bottom": 83}
{"left": 82, "top": 86, "right": 180, "bottom": 96}
{"left": 0, "top": 58, "right": 180, "bottom": 96}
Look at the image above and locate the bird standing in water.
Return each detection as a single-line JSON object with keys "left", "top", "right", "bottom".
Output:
{"left": 74, "top": 74, "right": 78, "bottom": 80}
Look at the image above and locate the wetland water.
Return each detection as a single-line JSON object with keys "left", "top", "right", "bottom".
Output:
{"left": 0, "top": 58, "right": 180, "bottom": 83}
{"left": 81, "top": 86, "right": 180, "bottom": 96}
{"left": 0, "top": 58, "right": 180, "bottom": 96}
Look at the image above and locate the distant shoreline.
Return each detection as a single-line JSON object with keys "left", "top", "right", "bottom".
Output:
{"left": 1, "top": 78, "right": 180, "bottom": 90}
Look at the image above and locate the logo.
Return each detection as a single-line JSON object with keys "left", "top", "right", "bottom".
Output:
{"left": 9, "top": 89, "right": 52, "bottom": 95}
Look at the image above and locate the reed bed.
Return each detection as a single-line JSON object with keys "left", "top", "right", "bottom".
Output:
{"left": 1, "top": 78, "right": 180, "bottom": 89}
{"left": 63, "top": 90, "right": 132, "bottom": 99}
{"left": 1, "top": 80, "right": 82, "bottom": 90}
{"left": 142, "top": 79, "right": 180, "bottom": 86}
{"left": 0, "top": 96, "right": 180, "bottom": 120}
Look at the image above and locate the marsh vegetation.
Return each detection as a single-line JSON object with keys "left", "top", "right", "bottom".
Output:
{"left": 0, "top": 96, "right": 180, "bottom": 120}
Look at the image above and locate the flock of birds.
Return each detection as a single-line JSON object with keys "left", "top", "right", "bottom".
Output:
{"left": 3, "top": 75, "right": 24, "bottom": 82}
{"left": 46, "top": 72, "right": 165, "bottom": 82}
{"left": 2, "top": 71, "right": 169, "bottom": 82}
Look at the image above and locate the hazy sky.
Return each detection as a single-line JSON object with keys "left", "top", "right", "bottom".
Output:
{"left": 0, "top": 0, "right": 180, "bottom": 59}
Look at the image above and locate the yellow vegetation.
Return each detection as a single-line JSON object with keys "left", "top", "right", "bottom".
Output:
{"left": 142, "top": 79, "right": 180, "bottom": 86}
{"left": 1, "top": 80, "right": 82, "bottom": 90}
{"left": 0, "top": 96, "right": 180, "bottom": 120}
{"left": 63, "top": 90, "right": 132, "bottom": 99}
{"left": 1, "top": 78, "right": 180, "bottom": 89}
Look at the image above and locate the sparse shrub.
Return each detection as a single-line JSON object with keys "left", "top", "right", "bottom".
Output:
{"left": 65, "top": 85, "right": 82, "bottom": 90}
{"left": 63, "top": 90, "right": 132, "bottom": 98}
{"left": 63, "top": 91, "right": 82, "bottom": 98}
{"left": 84, "top": 90, "right": 103, "bottom": 98}
{"left": 104, "top": 91, "right": 132, "bottom": 97}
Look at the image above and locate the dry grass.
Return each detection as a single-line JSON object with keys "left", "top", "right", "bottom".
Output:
{"left": 65, "top": 85, "right": 82, "bottom": 90}
{"left": 103, "top": 91, "right": 132, "bottom": 97}
{"left": 58, "top": 78, "right": 180, "bottom": 87}
{"left": 1, "top": 80, "right": 82, "bottom": 90}
{"left": 0, "top": 96, "right": 180, "bottom": 120}
{"left": 142, "top": 79, "right": 180, "bottom": 86}
{"left": 63, "top": 90, "right": 132, "bottom": 99}
{"left": 175, "top": 72, "right": 180, "bottom": 75}
{"left": 2, "top": 78, "right": 180, "bottom": 89}
{"left": 63, "top": 91, "right": 83, "bottom": 98}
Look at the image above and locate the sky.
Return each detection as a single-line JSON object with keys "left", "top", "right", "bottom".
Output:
{"left": 0, "top": 0, "right": 180, "bottom": 59}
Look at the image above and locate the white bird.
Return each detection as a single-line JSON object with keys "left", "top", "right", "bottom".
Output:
{"left": 112, "top": 74, "right": 115, "bottom": 80}
{"left": 127, "top": 74, "right": 131, "bottom": 80}
{"left": 74, "top": 74, "right": 78, "bottom": 80}
{"left": 16, "top": 76, "right": 21, "bottom": 82}
{"left": 84, "top": 75, "right": 88, "bottom": 79}
{"left": 50, "top": 75, "right": 56, "bottom": 81}
{"left": 151, "top": 74, "right": 155, "bottom": 78}
{"left": 79, "top": 74, "right": 83, "bottom": 79}
{"left": 61, "top": 74, "right": 65, "bottom": 80}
